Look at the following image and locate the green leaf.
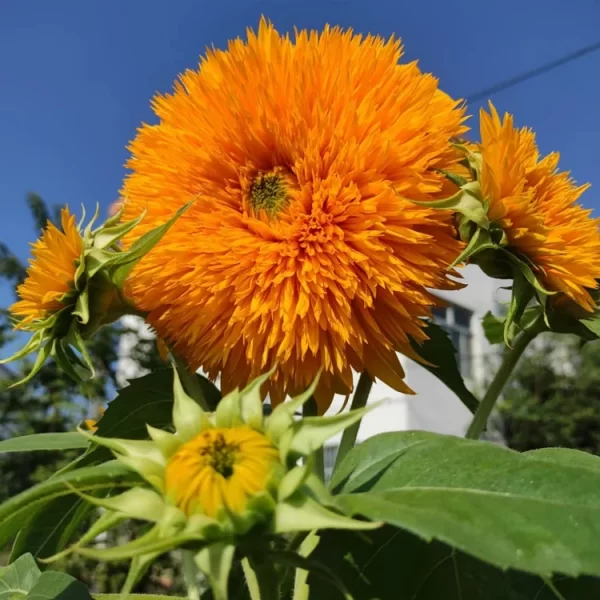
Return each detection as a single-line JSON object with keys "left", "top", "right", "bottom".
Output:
{"left": 0, "top": 461, "right": 138, "bottom": 551}
{"left": 26, "top": 571, "right": 92, "bottom": 600}
{"left": 307, "top": 526, "right": 600, "bottom": 600}
{"left": 10, "top": 496, "right": 92, "bottom": 561}
{"left": 546, "top": 311, "right": 600, "bottom": 342}
{"left": 410, "top": 322, "right": 479, "bottom": 413}
{"left": 334, "top": 431, "right": 600, "bottom": 578}
{"left": 582, "top": 316, "right": 600, "bottom": 337}
{"left": 482, "top": 311, "right": 504, "bottom": 345}
{"left": 0, "top": 554, "right": 41, "bottom": 599}
{"left": 0, "top": 433, "right": 88, "bottom": 453}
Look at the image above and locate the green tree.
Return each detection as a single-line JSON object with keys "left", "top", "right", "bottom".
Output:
{"left": 499, "top": 333, "right": 600, "bottom": 454}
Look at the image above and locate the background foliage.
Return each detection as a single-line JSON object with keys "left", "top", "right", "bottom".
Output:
{"left": 499, "top": 334, "right": 600, "bottom": 455}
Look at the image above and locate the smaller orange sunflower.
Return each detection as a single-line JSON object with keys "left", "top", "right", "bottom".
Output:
{"left": 11, "top": 208, "right": 83, "bottom": 328}
{"left": 478, "top": 102, "right": 600, "bottom": 311}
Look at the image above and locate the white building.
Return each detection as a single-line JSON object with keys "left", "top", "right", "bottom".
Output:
{"left": 116, "top": 265, "right": 509, "bottom": 472}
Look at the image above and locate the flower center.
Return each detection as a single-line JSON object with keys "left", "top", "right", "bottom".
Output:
{"left": 199, "top": 432, "right": 238, "bottom": 478}
{"left": 164, "top": 427, "right": 280, "bottom": 517}
{"left": 249, "top": 172, "right": 289, "bottom": 216}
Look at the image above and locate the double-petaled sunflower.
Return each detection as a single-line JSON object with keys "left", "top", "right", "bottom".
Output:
{"left": 478, "top": 102, "right": 600, "bottom": 312}
{"left": 120, "top": 19, "right": 468, "bottom": 411}
{"left": 11, "top": 208, "right": 83, "bottom": 329}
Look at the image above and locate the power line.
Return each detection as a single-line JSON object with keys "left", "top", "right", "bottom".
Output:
{"left": 465, "top": 40, "right": 600, "bottom": 103}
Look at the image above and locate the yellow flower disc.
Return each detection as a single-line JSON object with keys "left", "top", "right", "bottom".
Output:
{"left": 11, "top": 208, "right": 82, "bottom": 328}
{"left": 120, "top": 19, "right": 468, "bottom": 412}
{"left": 479, "top": 103, "right": 600, "bottom": 311}
{"left": 165, "top": 427, "right": 280, "bottom": 518}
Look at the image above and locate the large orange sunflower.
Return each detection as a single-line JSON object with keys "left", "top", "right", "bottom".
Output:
{"left": 11, "top": 208, "right": 83, "bottom": 328}
{"left": 479, "top": 103, "right": 600, "bottom": 311}
{"left": 120, "top": 19, "right": 468, "bottom": 411}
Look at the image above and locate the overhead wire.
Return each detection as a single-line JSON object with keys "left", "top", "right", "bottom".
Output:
{"left": 464, "top": 40, "right": 600, "bottom": 103}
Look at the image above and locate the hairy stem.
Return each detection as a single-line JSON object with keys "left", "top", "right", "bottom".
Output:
{"left": 303, "top": 397, "right": 325, "bottom": 481}
{"left": 334, "top": 371, "right": 373, "bottom": 471}
{"left": 465, "top": 324, "right": 540, "bottom": 439}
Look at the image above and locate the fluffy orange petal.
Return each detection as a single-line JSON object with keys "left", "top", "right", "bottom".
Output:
{"left": 479, "top": 103, "right": 600, "bottom": 311}
{"left": 120, "top": 19, "right": 468, "bottom": 412}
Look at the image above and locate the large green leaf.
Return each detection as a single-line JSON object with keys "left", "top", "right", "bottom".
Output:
{"left": 0, "top": 554, "right": 91, "bottom": 600}
{"left": 0, "top": 554, "right": 40, "bottom": 599}
{"left": 26, "top": 571, "right": 92, "bottom": 600}
{"left": 307, "top": 526, "right": 600, "bottom": 600}
{"left": 10, "top": 496, "right": 93, "bottom": 561}
{"left": 0, "top": 462, "right": 138, "bottom": 550}
{"left": 333, "top": 431, "right": 600, "bottom": 578}
{"left": 0, "top": 433, "right": 88, "bottom": 453}
{"left": 409, "top": 322, "right": 479, "bottom": 413}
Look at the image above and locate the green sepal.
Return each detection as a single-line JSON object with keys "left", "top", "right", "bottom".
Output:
{"left": 5, "top": 335, "right": 54, "bottom": 388}
{"left": 146, "top": 425, "right": 181, "bottom": 459}
{"left": 71, "top": 524, "right": 206, "bottom": 562}
{"left": 274, "top": 495, "right": 380, "bottom": 534}
{"left": 405, "top": 181, "right": 489, "bottom": 229}
{"left": 120, "top": 552, "right": 161, "bottom": 599}
{"left": 239, "top": 367, "right": 276, "bottom": 430}
{"left": 265, "top": 374, "right": 320, "bottom": 446}
{"left": 222, "top": 492, "right": 277, "bottom": 537}
{"left": 0, "top": 330, "right": 45, "bottom": 368}
{"left": 449, "top": 227, "right": 497, "bottom": 269}
{"left": 53, "top": 338, "right": 88, "bottom": 383}
{"left": 82, "top": 204, "right": 101, "bottom": 239}
{"left": 109, "top": 200, "right": 193, "bottom": 288}
{"left": 172, "top": 364, "right": 206, "bottom": 441}
{"left": 92, "top": 210, "right": 146, "bottom": 250}
{"left": 72, "top": 283, "right": 90, "bottom": 324}
{"left": 77, "top": 428, "right": 166, "bottom": 490}
{"left": 215, "top": 388, "right": 244, "bottom": 429}
{"left": 43, "top": 510, "right": 127, "bottom": 564}
{"left": 278, "top": 463, "right": 313, "bottom": 502}
{"left": 280, "top": 403, "right": 374, "bottom": 464}
{"left": 70, "top": 486, "right": 175, "bottom": 523}
{"left": 195, "top": 543, "right": 235, "bottom": 600}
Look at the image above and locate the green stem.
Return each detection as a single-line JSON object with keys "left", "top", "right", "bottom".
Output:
{"left": 303, "top": 397, "right": 325, "bottom": 481}
{"left": 183, "top": 550, "right": 200, "bottom": 600}
{"left": 173, "top": 353, "right": 210, "bottom": 411}
{"left": 465, "top": 324, "right": 540, "bottom": 440}
{"left": 248, "top": 556, "right": 280, "bottom": 600}
{"left": 334, "top": 371, "right": 373, "bottom": 471}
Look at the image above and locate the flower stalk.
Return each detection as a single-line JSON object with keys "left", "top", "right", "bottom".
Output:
{"left": 465, "top": 319, "right": 544, "bottom": 439}
{"left": 334, "top": 371, "right": 373, "bottom": 471}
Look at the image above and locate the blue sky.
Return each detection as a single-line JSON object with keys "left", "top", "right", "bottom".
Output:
{"left": 1, "top": 0, "right": 600, "bottom": 311}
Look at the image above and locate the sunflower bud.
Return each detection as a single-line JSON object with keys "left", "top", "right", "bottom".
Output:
{"left": 0, "top": 202, "right": 190, "bottom": 385}
{"left": 44, "top": 368, "right": 379, "bottom": 598}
